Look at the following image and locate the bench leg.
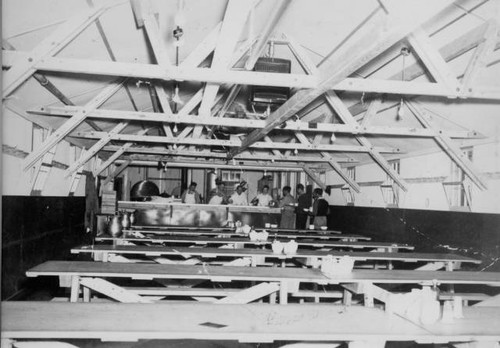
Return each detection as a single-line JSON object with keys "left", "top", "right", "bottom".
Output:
{"left": 83, "top": 286, "right": 91, "bottom": 302}
{"left": 70, "top": 276, "right": 80, "bottom": 302}
{"left": 280, "top": 281, "right": 288, "bottom": 305}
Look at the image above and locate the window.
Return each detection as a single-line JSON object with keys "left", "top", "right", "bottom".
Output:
{"left": 381, "top": 160, "right": 400, "bottom": 208}
{"left": 443, "top": 147, "right": 473, "bottom": 211}
{"left": 221, "top": 170, "right": 242, "bottom": 182}
{"left": 342, "top": 166, "right": 356, "bottom": 206}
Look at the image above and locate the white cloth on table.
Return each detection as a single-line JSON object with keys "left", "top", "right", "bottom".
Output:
{"left": 208, "top": 195, "right": 223, "bottom": 205}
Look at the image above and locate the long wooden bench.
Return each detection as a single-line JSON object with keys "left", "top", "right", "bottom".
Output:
{"left": 26, "top": 261, "right": 500, "bottom": 305}
{"left": 95, "top": 235, "right": 413, "bottom": 251}
{"left": 71, "top": 244, "right": 480, "bottom": 270}
{"left": 2, "top": 301, "right": 500, "bottom": 347}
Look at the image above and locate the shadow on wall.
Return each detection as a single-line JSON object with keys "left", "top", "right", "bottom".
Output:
{"left": 2, "top": 196, "right": 87, "bottom": 299}
{"left": 327, "top": 205, "right": 500, "bottom": 272}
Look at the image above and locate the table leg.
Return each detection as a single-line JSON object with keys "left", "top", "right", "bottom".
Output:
{"left": 70, "top": 276, "right": 80, "bottom": 302}
{"left": 83, "top": 286, "right": 91, "bottom": 302}
{"left": 279, "top": 281, "right": 288, "bottom": 305}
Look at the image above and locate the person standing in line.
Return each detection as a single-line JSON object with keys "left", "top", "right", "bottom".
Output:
{"left": 181, "top": 182, "right": 201, "bottom": 204}
{"left": 312, "top": 188, "right": 329, "bottom": 229}
{"left": 295, "top": 184, "right": 309, "bottom": 229}
{"left": 279, "top": 186, "right": 296, "bottom": 229}
{"left": 228, "top": 185, "right": 248, "bottom": 206}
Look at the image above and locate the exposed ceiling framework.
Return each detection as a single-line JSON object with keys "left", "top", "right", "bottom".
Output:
{"left": 2, "top": 0, "right": 500, "bottom": 193}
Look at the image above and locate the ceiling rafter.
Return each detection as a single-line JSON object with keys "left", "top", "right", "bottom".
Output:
{"left": 302, "top": 165, "right": 327, "bottom": 190}
{"left": 65, "top": 121, "right": 129, "bottom": 176}
{"left": 2, "top": 2, "right": 113, "bottom": 98}
{"left": 72, "top": 131, "right": 400, "bottom": 154}
{"left": 461, "top": 18, "right": 499, "bottom": 95}
{"left": 94, "top": 128, "right": 151, "bottom": 176}
{"left": 196, "top": 0, "right": 258, "bottom": 138}
{"left": 295, "top": 131, "right": 359, "bottom": 192}
{"left": 228, "top": 0, "right": 454, "bottom": 158}
{"left": 406, "top": 101, "right": 487, "bottom": 190}
{"left": 100, "top": 145, "right": 356, "bottom": 164}
{"left": 407, "top": 27, "right": 462, "bottom": 95}
{"left": 22, "top": 79, "right": 126, "bottom": 170}
{"left": 325, "top": 91, "right": 408, "bottom": 191}
{"left": 30, "top": 105, "right": 482, "bottom": 139}
{"left": 348, "top": 21, "right": 500, "bottom": 116}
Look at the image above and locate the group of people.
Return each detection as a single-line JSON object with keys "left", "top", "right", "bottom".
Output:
{"left": 181, "top": 181, "right": 329, "bottom": 229}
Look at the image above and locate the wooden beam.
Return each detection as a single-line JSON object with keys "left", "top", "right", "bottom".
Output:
{"left": 22, "top": 79, "right": 125, "bottom": 170}
{"left": 284, "top": 32, "right": 319, "bottom": 75}
{"left": 325, "top": 91, "right": 408, "bottom": 191}
{"left": 347, "top": 21, "right": 500, "bottom": 115}
{"left": 30, "top": 130, "right": 57, "bottom": 196}
{"left": 74, "top": 131, "right": 400, "bottom": 153}
{"left": 408, "top": 27, "right": 462, "bottom": 94}
{"left": 143, "top": 13, "right": 172, "bottom": 68}
{"left": 461, "top": 19, "right": 499, "bottom": 95}
{"left": 244, "top": 0, "right": 292, "bottom": 70}
{"left": 101, "top": 145, "right": 356, "bottom": 163}
{"left": 302, "top": 165, "right": 326, "bottom": 190}
{"left": 360, "top": 99, "right": 382, "bottom": 127}
{"left": 2, "top": 4, "right": 109, "bottom": 97}
{"left": 31, "top": 105, "right": 482, "bottom": 139}
{"left": 294, "top": 131, "right": 359, "bottom": 192}
{"left": 181, "top": 22, "right": 222, "bottom": 68}
{"left": 229, "top": 0, "right": 454, "bottom": 157}
{"left": 2, "top": 51, "right": 318, "bottom": 89}
{"left": 67, "top": 150, "right": 86, "bottom": 196}
{"left": 103, "top": 160, "right": 131, "bottom": 186}
{"left": 93, "top": 128, "right": 150, "bottom": 176}
{"left": 406, "top": 101, "right": 487, "bottom": 190}
{"left": 79, "top": 277, "right": 152, "bottom": 303}
{"left": 216, "top": 282, "right": 279, "bottom": 304}
{"left": 196, "top": 0, "right": 257, "bottom": 137}
{"left": 65, "top": 122, "right": 129, "bottom": 176}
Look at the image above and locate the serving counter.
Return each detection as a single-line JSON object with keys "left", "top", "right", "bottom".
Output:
{"left": 117, "top": 200, "right": 282, "bottom": 228}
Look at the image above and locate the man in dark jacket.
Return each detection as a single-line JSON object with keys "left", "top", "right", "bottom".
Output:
{"left": 312, "top": 188, "right": 329, "bottom": 229}
{"left": 295, "top": 184, "right": 309, "bottom": 229}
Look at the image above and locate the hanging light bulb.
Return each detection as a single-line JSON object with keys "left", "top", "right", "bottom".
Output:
{"left": 396, "top": 99, "right": 405, "bottom": 121}
{"left": 173, "top": 143, "right": 178, "bottom": 150}
{"left": 271, "top": 158, "right": 275, "bottom": 163}
{"left": 294, "top": 148, "right": 298, "bottom": 155}
{"left": 330, "top": 132, "right": 336, "bottom": 142}
{"left": 173, "top": 123, "right": 178, "bottom": 133}
{"left": 232, "top": 158, "right": 236, "bottom": 166}
{"left": 172, "top": 85, "right": 182, "bottom": 104}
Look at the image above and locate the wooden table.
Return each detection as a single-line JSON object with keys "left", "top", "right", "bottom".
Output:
{"left": 130, "top": 224, "right": 343, "bottom": 235}
{"left": 122, "top": 228, "right": 359, "bottom": 240}
{"left": 3, "top": 302, "right": 500, "bottom": 347}
{"left": 26, "top": 261, "right": 500, "bottom": 305}
{"left": 95, "top": 235, "right": 413, "bottom": 252}
{"left": 71, "top": 244, "right": 480, "bottom": 270}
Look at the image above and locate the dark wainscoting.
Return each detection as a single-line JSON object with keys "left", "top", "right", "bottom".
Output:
{"left": 327, "top": 205, "right": 500, "bottom": 272}
{"left": 2, "top": 196, "right": 87, "bottom": 299}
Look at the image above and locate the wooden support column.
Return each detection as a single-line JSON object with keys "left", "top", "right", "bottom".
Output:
{"left": 3, "top": 4, "right": 109, "bottom": 97}
{"left": 23, "top": 79, "right": 125, "bottom": 170}
{"left": 230, "top": 0, "right": 453, "bottom": 157}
